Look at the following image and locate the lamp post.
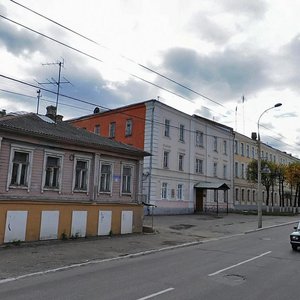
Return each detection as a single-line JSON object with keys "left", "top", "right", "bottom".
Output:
{"left": 257, "top": 103, "right": 282, "bottom": 228}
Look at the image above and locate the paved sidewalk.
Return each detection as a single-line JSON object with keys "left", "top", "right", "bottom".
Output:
{"left": 0, "top": 213, "right": 298, "bottom": 280}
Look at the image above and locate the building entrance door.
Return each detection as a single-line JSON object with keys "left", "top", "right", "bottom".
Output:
{"left": 195, "top": 189, "right": 204, "bottom": 212}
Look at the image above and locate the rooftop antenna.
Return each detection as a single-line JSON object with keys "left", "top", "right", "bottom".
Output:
{"left": 36, "top": 59, "right": 72, "bottom": 121}
{"left": 242, "top": 95, "right": 245, "bottom": 134}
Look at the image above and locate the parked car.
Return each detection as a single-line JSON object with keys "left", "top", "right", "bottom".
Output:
{"left": 290, "top": 222, "right": 300, "bottom": 251}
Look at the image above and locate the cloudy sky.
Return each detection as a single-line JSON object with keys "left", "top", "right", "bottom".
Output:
{"left": 0, "top": 0, "right": 299, "bottom": 157}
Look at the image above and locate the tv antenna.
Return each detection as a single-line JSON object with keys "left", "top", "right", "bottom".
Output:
{"left": 35, "top": 59, "right": 72, "bottom": 121}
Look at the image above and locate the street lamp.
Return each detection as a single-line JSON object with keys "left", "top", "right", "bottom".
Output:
{"left": 257, "top": 103, "right": 282, "bottom": 228}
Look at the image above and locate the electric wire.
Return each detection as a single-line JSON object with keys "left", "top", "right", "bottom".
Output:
{"left": 0, "top": 74, "right": 291, "bottom": 149}
{"left": 0, "top": 6, "right": 293, "bottom": 151}
{"left": 10, "top": 0, "right": 226, "bottom": 109}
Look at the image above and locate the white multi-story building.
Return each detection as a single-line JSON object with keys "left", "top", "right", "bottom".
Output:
{"left": 143, "top": 100, "right": 234, "bottom": 214}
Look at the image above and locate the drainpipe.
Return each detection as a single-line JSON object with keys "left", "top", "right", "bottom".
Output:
{"left": 147, "top": 101, "right": 155, "bottom": 214}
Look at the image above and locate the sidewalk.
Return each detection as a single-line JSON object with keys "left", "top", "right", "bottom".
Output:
{"left": 0, "top": 213, "right": 298, "bottom": 280}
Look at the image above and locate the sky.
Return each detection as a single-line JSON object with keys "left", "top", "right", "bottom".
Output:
{"left": 0, "top": 0, "right": 299, "bottom": 157}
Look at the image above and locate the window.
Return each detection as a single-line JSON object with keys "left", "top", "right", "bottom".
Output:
{"left": 44, "top": 156, "right": 61, "bottom": 189}
{"left": 44, "top": 152, "right": 62, "bottom": 189}
{"left": 234, "top": 140, "right": 238, "bottom": 154}
{"left": 241, "top": 163, "right": 245, "bottom": 179}
{"left": 162, "top": 182, "right": 168, "bottom": 199}
{"left": 235, "top": 188, "right": 239, "bottom": 202}
{"left": 177, "top": 184, "right": 183, "bottom": 200}
{"left": 246, "top": 145, "right": 250, "bottom": 157}
{"left": 214, "top": 190, "right": 218, "bottom": 202}
{"left": 163, "top": 151, "right": 169, "bottom": 168}
{"left": 223, "top": 164, "right": 227, "bottom": 179}
{"left": 122, "top": 165, "right": 133, "bottom": 194}
{"left": 74, "top": 159, "right": 89, "bottom": 191}
{"left": 9, "top": 147, "right": 33, "bottom": 189}
{"left": 223, "top": 140, "right": 227, "bottom": 155}
{"left": 179, "top": 124, "right": 184, "bottom": 142}
{"left": 235, "top": 162, "right": 239, "bottom": 178}
{"left": 241, "top": 143, "right": 244, "bottom": 156}
{"left": 94, "top": 124, "right": 100, "bottom": 135}
{"left": 109, "top": 122, "right": 116, "bottom": 138}
{"left": 125, "top": 119, "right": 132, "bottom": 136}
{"left": 164, "top": 119, "right": 170, "bottom": 137}
{"left": 252, "top": 190, "right": 256, "bottom": 203}
{"left": 195, "top": 131, "right": 203, "bottom": 147}
{"left": 247, "top": 189, "right": 250, "bottom": 202}
{"left": 241, "top": 189, "right": 245, "bottom": 202}
{"left": 224, "top": 190, "right": 228, "bottom": 203}
{"left": 252, "top": 146, "right": 255, "bottom": 159}
{"left": 213, "top": 162, "right": 217, "bottom": 177}
{"left": 178, "top": 153, "right": 184, "bottom": 171}
{"left": 195, "top": 158, "right": 203, "bottom": 174}
{"left": 213, "top": 136, "right": 218, "bottom": 152}
{"left": 99, "top": 162, "right": 112, "bottom": 193}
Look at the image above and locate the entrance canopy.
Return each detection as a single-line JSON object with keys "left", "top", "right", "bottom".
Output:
{"left": 194, "top": 182, "right": 230, "bottom": 190}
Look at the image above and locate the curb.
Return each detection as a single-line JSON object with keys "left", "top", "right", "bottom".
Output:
{"left": 245, "top": 220, "right": 298, "bottom": 234}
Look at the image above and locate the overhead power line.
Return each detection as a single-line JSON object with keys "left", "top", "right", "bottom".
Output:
{"left": 0, "top": 74, "right": 290, "bottom": 148}
{"left": 10, "top": 0, "right": 226, "bottom": 109}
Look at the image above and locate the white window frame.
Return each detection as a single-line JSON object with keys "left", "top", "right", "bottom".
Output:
{"left": 164, "top": 119, "right": 170, "bottom": 137}
{"left": 213, "top": 162, "right": 218, "bottom": 177}
{"left": 195, "top": 130, "right": 204, "bottom": 147}
{"left": 234, "top": 140, "right": 238, "bottom": 154}
{"left": 178, "top": 153, "right": 184, "bottom": 171}
{"left": 179, "top": 124, "right": 185, "bottom": 142}
{"left": 163, "top": 150, "right": 169, "bottom": 168}
{"left": 94, "top": 124, "right": 100, "bottom": 135}
{"left": 213, "top": 136, "right": 218, "bottom": 152}
{"left": 177, "top": 184, "right": 183, "bottom": 200}
{"left": 72, "top": 155, "right": 91, "bottom": 194}
{"left": 125, "top": 119, "right": 133, "bottom": 136}
{"left": 223, "top": 140, "right": 227, "bottom": 155}
{"left": 42, "top": 150, "right": 64, "bottom": 193}
{"left": 241, "top": 143, "right": 244, "bottom": 156}
{"left": 223, "top": 164, "right": 227, "bottom": 179}
{"left": 121, "top": 164, "right": 134, "bottom": 195}
{"left": 7, "top": 144, "right": 34, "bottom": 192}
{"left": 235, "top": 162, "right": 239, "bottom": 178}
{"left": 161, "top": 182, "right": 168, "bottom": 199}
{"left": 109, "top": 122, "right": 116, "bottom": 138}
{"left": 195, "top": 158, "right": 203, "bottom": 174}
{"left": 99, "top": 161, "right": 114, "bottom": 195}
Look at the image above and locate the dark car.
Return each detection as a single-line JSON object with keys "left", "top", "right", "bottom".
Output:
{"left": 290, "top": 222, "right": 300, "bottom": 251}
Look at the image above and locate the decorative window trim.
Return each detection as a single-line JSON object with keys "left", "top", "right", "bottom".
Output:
{"left": 72, "top": 155, "right": 91, "bottom": 194}
{"left": 120, "top": 163, "right": 134, "bottom": 196}
{"left": 41, "top": 150, "right": 64, "bottom": 194}
{"left": 99, "top": 160, "right": 114, "bottom": 195}
{"left": 7, "top": 144, "right": 34, "bottom": 192}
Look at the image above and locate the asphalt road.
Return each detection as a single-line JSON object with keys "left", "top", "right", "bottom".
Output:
{"left": 0, "top": 224, "right": 299, "bottom": 300}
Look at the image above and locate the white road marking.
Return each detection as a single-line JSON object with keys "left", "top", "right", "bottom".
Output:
{"left": 208, "top": 251, "right": 272, "bottom": 277}
{"left": 137, "top": 288, "right": 174, "bottom": 300}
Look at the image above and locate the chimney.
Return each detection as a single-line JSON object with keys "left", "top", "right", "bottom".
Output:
{"left": 46, "top": 106, "right": 63, "bottom": 122}
{"left": 0, "top": 109, "right": 6, "bottom": 118}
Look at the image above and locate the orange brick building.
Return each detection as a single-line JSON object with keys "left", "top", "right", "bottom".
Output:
{"left": 69, "top": 101, "right": 148, "bottom": 150}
